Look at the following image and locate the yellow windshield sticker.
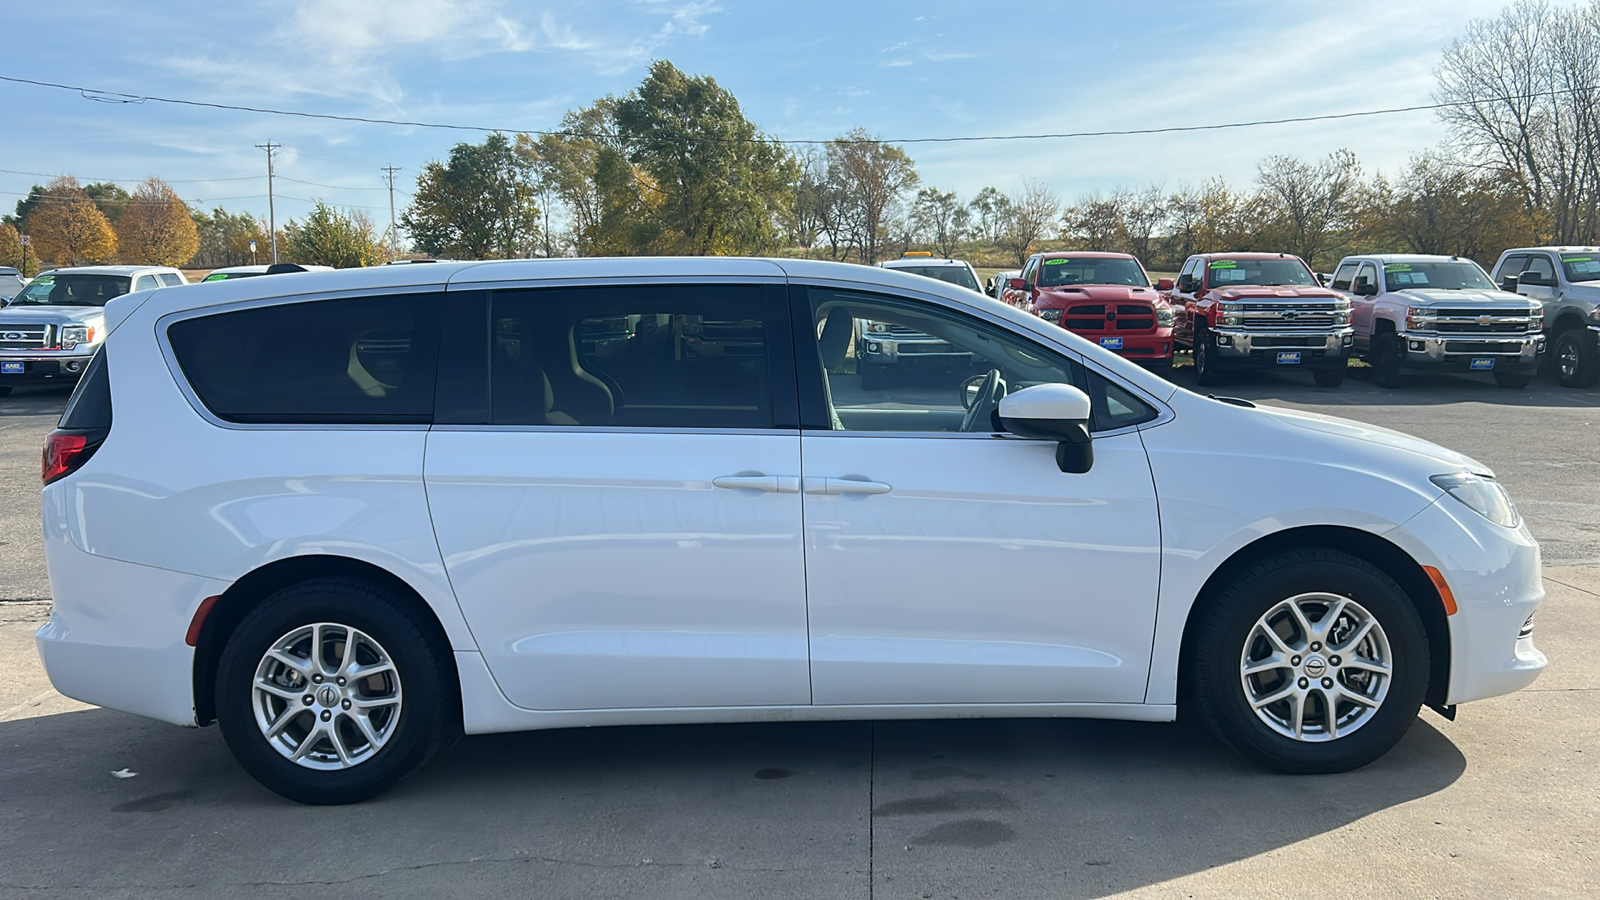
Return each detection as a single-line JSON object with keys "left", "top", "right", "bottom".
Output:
{"left": 1208, "top": 260, "right": 1238, "bottom": 269}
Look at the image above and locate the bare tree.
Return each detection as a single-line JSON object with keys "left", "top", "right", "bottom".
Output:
{"left": 824, "top": 129, "right": 920, "bottom": 264}
{"left": 1063, "top": 191, "right": 1125, "bottom": 251}
{"left": 996, "top": 180, "right": 1060, "bottom": 266}
{"left": 968, "top": 186, "right": 1011, "bottom": 246}
{"left": 1253, "top": 150, "right": 1363, "bottom": 267}
{"left": 1119, "top": 185, "right": 1169, "bottom": 263}
{"left": 910, "top": 188, "right": 968, "bottom": 257}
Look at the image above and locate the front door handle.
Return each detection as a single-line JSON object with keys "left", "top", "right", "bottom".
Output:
{"left": 804, "top": 477, "right": 892, "bottom": 495}
{"left": 713, "top": 475, "right": 800, "bottom": 493}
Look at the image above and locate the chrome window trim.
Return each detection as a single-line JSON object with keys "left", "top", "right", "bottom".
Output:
{"left": 429, "top": 425, "right": 800, "bottom": 437}
{"left": 448, "top": 273, "right": 788, "bottom": 292}
{"left": 156, "top": 286, "right": 446, "bottom": 432}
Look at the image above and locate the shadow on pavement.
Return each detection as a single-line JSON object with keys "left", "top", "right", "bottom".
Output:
{"left": 0, "top": 707, "right": 1465, "bottom": 898}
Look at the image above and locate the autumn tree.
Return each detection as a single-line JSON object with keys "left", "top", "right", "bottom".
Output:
{"left": 530, "top": 98, "right": 632, "bottom": 256}
{"left": 26, "top": 176, "right": 116, "bottom": 265}
{"left": 84, "top": 182, "right": 132, "bottom": 225}
{"left": 1252, "top": 150, "right": 1364, "bottom": 268}
{"left": 614, "top": 61, "right": 798, "bottom": 255}
{"left": 910, "top": 188, "right": 969, "bottom": 257}
{"left": 968, "top": 187, "right": 1012, "bottom": 247}
{"left": 193, "top": 207, "right": 269, "bottom": 268}
{"left": 115, "top": 177, "right": 199, "bottom": 267}
{"left": 1368, "top": 152, "right": 1543, "bottom": 264}
{"left": 0, "top": 222, "right": 30, "bottom": 275}
{"left": 1063, "top": 192, "right": 1125, "bottom": 251}
{"left": 822, "top": 129, "right": 919, "bottom": 264}
{"left": 284, "top": 201, "right": 381, "bottom": 268}
{"left": 404, "top": 132, "right": 541, "bottom": 259}
{"left": 996, "top": 180, "right": 1060, "bottom": 265}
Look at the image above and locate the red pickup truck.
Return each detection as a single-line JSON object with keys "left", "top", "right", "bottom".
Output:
{"left": 1165, "top": 252, "right": 1354, "bottom": 387}
{"left": 1002, "top": 251, "right": 1176, "bottom": 377}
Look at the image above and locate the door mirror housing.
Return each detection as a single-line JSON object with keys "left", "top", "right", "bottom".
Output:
{"left": 1156, "top": 277, "right": 1174, "bottom": 291}
{"left": 1517, "top": 270, "right": 1546, "bottom": 286}
{"left": 997, "top": 383, "right": 1094, "bottom": 473}
{"left": 1500, "top": 274, "right": 1521, "bottom": 292}
{"left": 1008, "top": 277, "right": 1028, "bottom": 291}
{"left": 1353, "top": 277, "right": 1378, "bottom": 297}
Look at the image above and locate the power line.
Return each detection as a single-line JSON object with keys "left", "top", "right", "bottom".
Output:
{"left": 0, "top": 71, "right": 1590, "bottom": 145}
{"left": 277, "top": 175, "right": 388, "bottom": 191}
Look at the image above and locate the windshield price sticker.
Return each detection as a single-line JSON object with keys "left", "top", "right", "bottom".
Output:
{"left": 1387, "top": 263, "right": 1412, "bottom": 272}
{"left": 1209, "top": 261, "right": 1238, "bottom": 269}
{"left": 1564, "top": 257, "right": 1592, "bottom": 262}
{"left": 1044, "top": 258, "right": 1073, "bottom": 265}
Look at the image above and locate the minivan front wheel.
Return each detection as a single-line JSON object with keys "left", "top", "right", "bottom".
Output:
{"left": 216, "top": 578, "right": 454, "bottom": 804}
{"left": 1190, "top": 549, "right": 1428, "bottom": 773}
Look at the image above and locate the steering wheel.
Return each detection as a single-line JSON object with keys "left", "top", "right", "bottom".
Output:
{"left": 960, "top": 368, "right": 1005, "bottom": 433}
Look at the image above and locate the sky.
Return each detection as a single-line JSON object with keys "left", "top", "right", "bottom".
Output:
{"left": 0, "top": 0, "right": 1566, "bottom": 233}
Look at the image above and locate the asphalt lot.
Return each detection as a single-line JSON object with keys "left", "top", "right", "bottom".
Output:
{"left": 1, "top": 369, "right": 1598, "bottom": 899}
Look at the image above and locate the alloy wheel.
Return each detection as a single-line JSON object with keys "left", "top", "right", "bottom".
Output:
{"left": 1239, "top": 593, "right": 1392, "bottom": 742}
{"left": 252, "top": 622, "right": 403, "bottom": 770}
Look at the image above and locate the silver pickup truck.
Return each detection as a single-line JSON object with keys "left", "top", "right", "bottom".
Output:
{"left": 1490, "top": 246, "right": 1600, "bottom": 388}
{"left": 0, "top": 265, "right": 186, "bottom": 396}
{"left": 1328, "top": 254, "right": 1544, "bottom": 389}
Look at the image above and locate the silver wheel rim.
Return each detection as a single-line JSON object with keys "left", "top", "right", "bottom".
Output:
{"left": 252, "top": 622, "right": 403, "bottom": 770}
{"left": 1239, "top": 593, "right": 1392, "bottom": 742}
{"left": 1560, "top": 339, "right": 1579, "bottom": 378}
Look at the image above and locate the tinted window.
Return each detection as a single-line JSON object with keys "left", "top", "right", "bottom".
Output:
{"left": 1355, "top": 263, "right": 1378, "bottom": 292}
{"left": 10, "top": 274, "right": 130, "bottom": 307}
{"left": 59, "top": 347, "right": 112, "bottom": 430}
{"left": 1522, "top": 255, "right": 1556, "bottom": 282}
{"left": 168, "top": 293, "right": 443, "bottom": 424}
{"left": 1496, "top": 254, "right": 1528, "bottom": 282}
{"left": 1561, "top": 253, "right": 1600, "bottom": 283}
{"left": 1330, "top": 262, "right": 1358, "bottom": 291}
{"left": 490, "top": 285, "right": 783, "bottom": 429}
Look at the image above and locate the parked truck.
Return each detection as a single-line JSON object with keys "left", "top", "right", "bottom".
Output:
{"left": 1489, "top": 246, "right": 1600, "bottom": 387}
{"left": 1002, "top": 251, "right": 1175, "bottom": 377}
{"left": 1165, "top": 252, "right": 1354, "bottom": 386}
{"left": 1328, "top": 254, "right": 1544, "bottom": 389}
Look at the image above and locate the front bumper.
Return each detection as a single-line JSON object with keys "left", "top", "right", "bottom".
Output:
{"left": 1391, "top": 494, "right": 1546, "bottom": 706}
{"left": 859, "top": 337, "right": 972, "bottom": 366}
{"left": 1211, "top": 328, "right": 1353, "bottom": 366}
{"left": 1396, "top": 332, "right": 1544, "bottom": 372}
{"left": 0, "top": 354, "right": 94, "bottom": 382}
{"left": 1078, "top": 330, "right": 1174, "bottom": 361}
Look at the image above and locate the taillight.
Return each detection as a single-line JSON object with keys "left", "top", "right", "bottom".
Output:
{"left": 42, "top": 430, "right": 100, "bottom": 485}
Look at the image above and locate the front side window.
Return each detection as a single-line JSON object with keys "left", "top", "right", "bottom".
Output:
{"left": 1204, "top": 258, "right": 1316, "bottom": 287}
{"left": 804, "top": 287, "right": 1155, "bottom": 434}
{"left": 1330, "top": 262, "right": 1358, "bottom": 291}
{"left": 1355, "top": 263, "right": 1378, "bottom": 293}
{"left": 1020, "top": 258, "right": 1038, "bottom": 288}
{"left": 168, "top": 293, "right": 443, "bottom": 424}
{"left": 489, "top": 284, "right": 784, "bottom": 429}
{"left": 1562, "top": 253, "right": 1600, "bottom": 283}
{"left": 157, "top": 272, "right": 184, "bottom": 287}
{"left": 10, "top": 274, "right": 131, "bottom": 307}
{"left": 1521, "top": 255, "right": 1557, "bottom": 283}
{"left": 1495, "top": 254, "right": 1529, "bottom": 282}
{"left": 1037, "top": 257, "right": 1149, "bottom": 288}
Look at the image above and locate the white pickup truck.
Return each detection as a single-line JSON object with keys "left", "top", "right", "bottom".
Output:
{"left": 1328, "top": 254, "right": 1544, "bottom": 389}
{"left": 1489, "top": 246, "right": 1600, "bottom": 388}
{"left": 0, "top": 265, "right": 186, "bottom": 396}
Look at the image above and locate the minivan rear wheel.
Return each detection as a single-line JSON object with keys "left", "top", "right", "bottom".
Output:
{"left": 1190, "top": 549, "right": 1428, "bottom": 773}
{"left": 215, "top": 578, "right": 454, "bottom": 804}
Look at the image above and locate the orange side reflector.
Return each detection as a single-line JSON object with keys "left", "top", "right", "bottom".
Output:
{"left": 1423, "top": 566, "right": 1458, "bottom": 616}
{"left": 185, "top": 595, "right": 221, "bottom": 647}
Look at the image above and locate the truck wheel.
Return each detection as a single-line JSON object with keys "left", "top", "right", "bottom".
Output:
{"left": 1189, "top": 549, "right": 1428, "bottom": 774}
{"left": 1555, "top": 328, "right": 1599, "bottom": 388}
{"left": 1493, "top": 371, "right": 1532, "bottom": 389}
{"left": 1312, "top": 365, "right": 1346, "bottom": 388}
{"left": 860, "top": 363, "right": 889, "bottom": 391}
{"left": 1193, "top": 329, "right": 1222, "bottom": 386}
{"left": 1370, "top": 333, "right": 1405, "bottom": 388}
{"left": 215, "top": 578, "right": 456, "bottom": 804}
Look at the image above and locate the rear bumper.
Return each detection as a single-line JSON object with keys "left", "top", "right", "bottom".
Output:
{"left": 1210, "top": 328, "right": 1353, "bottom": 366}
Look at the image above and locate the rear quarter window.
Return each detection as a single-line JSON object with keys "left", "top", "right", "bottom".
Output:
{"left": 167, "top": 293, "right": 444, "bottom": 424}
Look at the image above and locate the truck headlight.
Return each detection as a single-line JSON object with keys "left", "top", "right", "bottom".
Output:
{"left": 1406, "top": 307, "right": 1436, "bottom": 330}
{"left": 59, "top": 325, "right": 91, "bottom": 350}
{"left": 1038, "top": 309, "right": 1063, "bottom": 324}
{"left": 1155, "top": 304, "right": 1174, "bottom": 327}
{"left": 1431, "top": 472, "right": 1520, "bottom": 528}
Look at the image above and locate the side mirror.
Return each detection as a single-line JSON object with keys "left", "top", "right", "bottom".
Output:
{"left": 1008, "top": 277, "right": 1027, "bottom": 291}
{"left": 1517, "top": 270, "right": 1544, "bottom": 286}
{"left": 997, "top": 383, "right": 1094, "bottom": 474}
{"left": 1353, "top": 277, "right": 1377, "bottom": 297}
{"left": 1176, "top": 274, "right": 1195, "bottom": 293}
{"left": 1500, "top": 275, "right": 1520, "bottom": 292}
{"left": 1156, "top": 278, "right": 1174, "bottom": 291}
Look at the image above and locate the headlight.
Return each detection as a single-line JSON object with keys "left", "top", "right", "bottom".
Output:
{"left": 1038, "top": 309, "right": 1063, "bottom": 324}
{"left": 1431, "top": 472, "right": 1520, "bottom": 528}
{"left": 869, "top": 322, "right": 889, "bottom": 334}
{"left": 1155, "top": 304, "right": 1174, "bottom": 327}
{"left": 59, "top": 324, "right": 92, "bottom": 350}
{"left": 1406, "top": 307, "right": 1436, "bottom": 330}
{"left": 1333, "top": 311, "right": 1351, "bottom": 325}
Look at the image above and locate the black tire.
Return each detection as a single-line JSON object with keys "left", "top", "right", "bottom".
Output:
{"left": 1370, "top": 332, "right": 1405, "bottom": 388}
{"left": 1193, "top": 328, "right": 1222, "bottom": 386}
{"left": 215, "top": 578, "right": 456, "bottom": 804}
{"left": 1554, "top": 328, "right": 1599, "bottom": 388}
{"left": 1312, "top": 364, "right": 1347, "bottom": 388}
{"left": 860, "top": 363, "right": 890, "bottom": 391}
{"left": 1189, "top": 549, "right": 1429, "bottom": 774}
{"left": 1493, "top": 370, "right": 1533, "bottom": 389}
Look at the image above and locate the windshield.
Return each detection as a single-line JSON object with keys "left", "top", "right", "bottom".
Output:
{"left": 9, "top": 274, "right": 132, "bottom": 307}
{"left": 892, "top": 265, "right": 980, "bottom": 292}
{"left": 1205, "top": 258, "right": 1316, "bottom": 287}
{"left": 1038, "top": 257, "right": 1148, "bottom": 287}
{"left": 1384, "top": 261, "right": 1495, "bottom": 291}
{"left": 1561, "top": 254, "right": 1600, "bottom": 283}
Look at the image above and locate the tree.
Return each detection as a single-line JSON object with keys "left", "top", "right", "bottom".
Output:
{"left": 996, "top": 180, "right": 1059, "bottom": 265}
{"left": 26, "top": 176, "right": 116, "bottom": 265}
{"left": 83, "top": 182, "right": 132, "bottom": 225}
{"left": 0, "top": 222, "right": 28, "bottom": 274}
{"left": 1252, "top": 150, "right": 1364, "bottom": 267}
{"left": 403, "top": 132, "right": 541, "bottom": 259}
{"left": 1063, "top": 192, "right": 1126, "bottom": 251}
{"left": 911, "top": 188, "right": 969, "bottom": 257}
{"left": 193, "top": 207, "right": 269, "bottom": 268}
{"left": 614, "top": 61, "right": 798, "bottom": 255}
{"left": 115, "top": 177, "right": 199, "bottom": 267}
{"left": 284, "top": 201, "right": 382, "bottom": 268}
{"left": 823, "top": 129, "right": 919, "bottom": 264}
{"left": 1164, "top": 178, "right": 1250, "bottom": 266}
{"left": 968, "top": 187, "right": 1012, "bottom": 246}
{"left": 1368, "top": 151, "right": 1543, "bottom": 264}
{"left": 1119, "top": 185, "right": 1170, "bottom": 264}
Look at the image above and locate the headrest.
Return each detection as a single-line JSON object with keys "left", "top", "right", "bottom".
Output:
{"left": 819, "top": 307, "right": 854, "bottom": 370}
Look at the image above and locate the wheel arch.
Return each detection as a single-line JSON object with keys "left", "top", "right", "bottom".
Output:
{"left": 192, "top": 555, "right": 462, "bottom": 727}
{"left": 1176, "top": 525, "right": 1451, "bottom": 709}
{"left": 1552, "top": 310, "right": 1586, "bottom": 334}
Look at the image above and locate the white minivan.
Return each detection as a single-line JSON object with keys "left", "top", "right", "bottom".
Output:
{"left": 36, "top": 258, "right": 1546, "bottom": 804}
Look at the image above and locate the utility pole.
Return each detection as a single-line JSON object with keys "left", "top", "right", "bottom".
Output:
{"left": 380, "top": 164, "right": 402, "bottom": 261}
{"left": 255, "top": 141, "right": 281, "bottom": 263}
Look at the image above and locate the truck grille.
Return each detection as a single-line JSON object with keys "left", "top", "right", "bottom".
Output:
{"left": 1062, "top": 304, "right": 1155, "bottom": 333}
{"left": 1427, "top": 308, "right": 1540, "bottom": 334}
{"left": 1236, "top": 302, "right": 1340, "bottom": 329}
{"left": 0, "top": 323, "right": 51, "bottom": 350}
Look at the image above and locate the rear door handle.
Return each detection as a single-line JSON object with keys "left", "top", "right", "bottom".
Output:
{"left": 713, "top": 475, "right": 800, "bottom": 493}
{"left": 803, "top": 477, "right": 892, "bottom": 495}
